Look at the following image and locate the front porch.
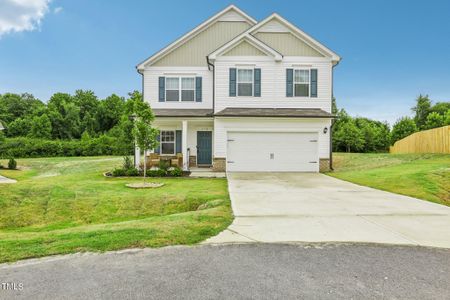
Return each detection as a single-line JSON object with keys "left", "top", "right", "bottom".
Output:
{"left": 135, "top": 118, "right": 218, "bottom": 172}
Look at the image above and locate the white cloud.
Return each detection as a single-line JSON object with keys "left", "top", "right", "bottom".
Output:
{"left": 53, "top": 6, "right": 62, "bottom": 14}
{"left": 0, "top": 0, "right": 51, "bottom": 37}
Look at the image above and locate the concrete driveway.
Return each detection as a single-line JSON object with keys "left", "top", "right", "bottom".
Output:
{"left": 204, "top": 173, "right": 450, "bottom": 248}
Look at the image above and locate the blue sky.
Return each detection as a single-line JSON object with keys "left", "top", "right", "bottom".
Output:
{"left": 1, "top": 0, "right": 449, "bottom": 124}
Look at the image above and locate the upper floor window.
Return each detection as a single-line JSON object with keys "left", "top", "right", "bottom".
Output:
{"left": 294, "top": 69, "right": 310, "bottom": 97}
{"left": 237, "top": 69, "right": 253, "bottom": 96}
{"left": 165, "top": 77, "right": 195, "bottom": 101}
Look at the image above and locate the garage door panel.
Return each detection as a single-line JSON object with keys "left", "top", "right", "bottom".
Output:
{"left": 227, "top": 132, "right": 319, "bottom": 172}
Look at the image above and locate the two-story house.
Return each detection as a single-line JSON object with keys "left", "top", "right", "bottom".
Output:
{"left": 136, "top": 5, "right": 340, "bottom": 172}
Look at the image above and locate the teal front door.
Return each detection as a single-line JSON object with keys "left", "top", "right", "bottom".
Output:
{"left": 197, "top": 131, "right": 212, "bottom": 165}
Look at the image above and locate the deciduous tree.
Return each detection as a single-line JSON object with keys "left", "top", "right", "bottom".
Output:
{"left": 29, "top": 114, "right": 52, "bottom": 139}
{"left": 391, "top": 117, "right": 417, "bottom": 144}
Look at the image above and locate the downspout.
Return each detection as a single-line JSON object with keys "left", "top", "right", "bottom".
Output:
{"left": 330, "top": 61, "right": 339, "bottom": 171}
{"left": 206, "top": 56, "right": 215, "bottom": 113}
{"left": 329, "top": 119, "right": 335, "bottom": 171}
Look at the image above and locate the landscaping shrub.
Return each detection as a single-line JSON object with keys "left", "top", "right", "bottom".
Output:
{"left": 109, "top": 158, "right": 181, "bottom": 178}
{"left": 122, "top": 156, "right": 134, "bottom": 170}
{"left": 168, "top": 167, "right": 183, "bottom": 177}
{"left": 146, "top": 169, "right": 167, "bottom": 177}
{"left": 8, "top": 158, "right": 17, "bottom": 170}
{"left": 146, "top": 170, "right": 160, "bottom": 177}
{"left": 158, "top": 160, "right": 170, "bottom": 171}
{"left": 111, "top": 157, "right": 139, "bottom": 177}
{"left": 112, "top": 168, "right": 126, "bottom": 177}
{"left": 125, "top": 168, "right": 139, "bottom": 176}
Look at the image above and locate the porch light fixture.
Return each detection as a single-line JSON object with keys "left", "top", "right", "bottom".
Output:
{"left": 323, "top": 127, "right": 328, "bottom": 134}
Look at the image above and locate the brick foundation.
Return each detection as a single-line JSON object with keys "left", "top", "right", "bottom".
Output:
{"left": 189, "top": 156, "right": 197, "bottom": 167}
{"left": 212, "top": 157, "right": 226, "bottom": 172}
{"left": 319, "top": 158, "right": 330, "bottom": 172}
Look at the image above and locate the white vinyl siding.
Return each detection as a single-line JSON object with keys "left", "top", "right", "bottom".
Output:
{"left": 214, "top": 57, "right": 332, "bottom": 112}
{"left": 143, "top": 67, "right": 212, "bottom": 109}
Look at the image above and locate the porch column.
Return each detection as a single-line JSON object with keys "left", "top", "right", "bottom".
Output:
{"left": 134, "top": 146, "right": 141, "bottom": 168}
{"left": 182, "top": 120, "right": 188, "bottom": 171}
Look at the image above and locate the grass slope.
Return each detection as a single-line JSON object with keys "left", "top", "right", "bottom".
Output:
{"left": 328, "top": 153, "right": 450, "bottom": 206}
{"left": 0, "top": 157, "right": 232, "bottom": 263}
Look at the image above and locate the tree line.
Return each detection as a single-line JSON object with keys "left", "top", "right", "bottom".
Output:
{"left": 332, "top": 95, "right": 449, "bottom": 153}
{"left": 0, "top": 91, "right": 147, "bottom": 157}
{"left": 0, "top": 91, "right": 449, "bottom": 157}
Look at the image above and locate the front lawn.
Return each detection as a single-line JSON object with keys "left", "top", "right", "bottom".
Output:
{"left": 0, "top": 157, "right": 232, "bottom": 263}
{"left": 328, "top": 153, "right": 450, "bottom": 206}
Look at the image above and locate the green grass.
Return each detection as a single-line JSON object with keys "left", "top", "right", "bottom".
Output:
{"left": 0, "top": 157, "right": 232, "bottom": 263}
{"left": 328, "top": 153, "right": 450, "bottom": 206}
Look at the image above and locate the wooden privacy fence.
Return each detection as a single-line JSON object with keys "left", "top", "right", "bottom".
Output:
{"left": 390, "top": 125, "right": 450, "bottom": 154}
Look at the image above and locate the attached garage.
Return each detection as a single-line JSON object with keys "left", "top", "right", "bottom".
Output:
{"left": 226, "top": 131, "right": 319, "bottom": 172}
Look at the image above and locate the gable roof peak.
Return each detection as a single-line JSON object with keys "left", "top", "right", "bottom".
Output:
{"left": 136, "top": 5, "right": 257, "bottom": 71}
{"left": 251, "top": 13, "right": 341, "bottom": 62}
{"left": 209, "top": 33, "right": 283, "bottom": 61}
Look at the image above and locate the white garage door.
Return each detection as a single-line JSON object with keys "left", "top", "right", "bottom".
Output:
{"left": 227, "top": 132, "right": 319, "bottom": 172}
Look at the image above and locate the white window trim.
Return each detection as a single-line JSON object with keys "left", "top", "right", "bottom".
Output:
{"left": 293, "top": 68, "right": 311, "bottom": 98}
{"left": 165, "top": 77, "right": 196, "bottom": 102}
{"left": 236, "top": 68, "right": 254, "bottom": 97}
{"left": 160, "top": 130, "right": 176, "bottom": 155}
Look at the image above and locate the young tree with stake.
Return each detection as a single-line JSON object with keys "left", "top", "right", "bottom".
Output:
{"left": 128, "top": 91, "right": 159, "bottom": 185}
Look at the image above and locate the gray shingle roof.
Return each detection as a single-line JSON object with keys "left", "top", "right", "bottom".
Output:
{"left": 214, "top": 108, "right": 334, "bottom": 118}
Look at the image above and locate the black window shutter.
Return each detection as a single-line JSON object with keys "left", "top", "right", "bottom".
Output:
{"left": 229, "top": 68, "right": 236, "bottom": 97}
{"left": 286, "top": 69, "right": 293, "bottom": 97}
{"left": 310, "top": 69, "right": 318, "bottom": 98}
{"left": 155, "top": 133, "right": 160, "bottom": 153}
{"left": 175, "top": 130, "right": 182, "bottom": 153}
{"left": 254, "top": 68, "right": 261, "bottom": 97}
{"left": 158, "top": 77, "right": 165, "bottom": 102}
{"left": 195, "top": 77, "right": 202, "bottom": 102}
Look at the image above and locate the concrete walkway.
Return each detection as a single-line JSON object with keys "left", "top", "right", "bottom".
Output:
{"left": 204, "top": 173, "right": 450, "bottom": 248}
{"left": 0, "top": 174, "right": 16, "bottom": 184}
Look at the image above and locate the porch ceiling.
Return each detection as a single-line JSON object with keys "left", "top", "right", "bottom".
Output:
{"left": 153, "top": 109, "right": 214, "bottom": 117}
{"left": 214, "top": 107, "right": 334, "bottom": 118}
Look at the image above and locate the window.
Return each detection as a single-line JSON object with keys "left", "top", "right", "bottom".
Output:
{"left": 237, "top": 69, "right": 253, "bottom": 96}
{"left": 181, "top": 78, "right": 195, "bottom": 101}
{"left": 166, "top": 78, "right": 179, "bottom": 101}
{"left": 165, "top": 77, "right": 195, "bottom": 101}
{"left": 294, "top": 69, "right": 310, "bottom": 97}
{"left": 160, "top": 131, "right": 175, "bottom": 155}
